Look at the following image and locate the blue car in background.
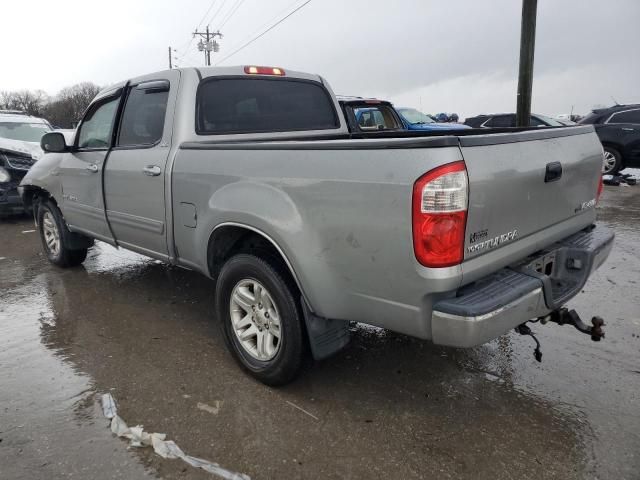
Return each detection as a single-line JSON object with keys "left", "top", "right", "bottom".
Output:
{"left": 396, "top": 107, "right": 470, "bottom": 131}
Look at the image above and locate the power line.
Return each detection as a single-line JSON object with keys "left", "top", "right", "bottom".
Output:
{"left": 205, "top": 0, "right": 229, "bottom": 28}
{"left": 218, "top": 0, "right": 247, "bottom": 30}
{"left": 216, "top": 0, "right": 306, "bottom": 60}
{"left": 196, "top": 0, "right": 220, "bottom": 30}
{"left": 215, "top": 0, "right": 312, "bottom": 65}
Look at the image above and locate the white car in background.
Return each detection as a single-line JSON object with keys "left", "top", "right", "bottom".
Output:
{"left": 0, "top": 110, "right": 52, "bottom": 215}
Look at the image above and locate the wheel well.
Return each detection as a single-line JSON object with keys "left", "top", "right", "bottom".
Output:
{"left": 21, "top": 186, "right": 56, "bottom": 219}
{"left": 207, "top": 226, "right": 298, "bottom": 285}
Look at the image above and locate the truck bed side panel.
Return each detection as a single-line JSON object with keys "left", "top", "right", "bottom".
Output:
{"left": 171, "top": 140, "right": 464, "bottom": 338}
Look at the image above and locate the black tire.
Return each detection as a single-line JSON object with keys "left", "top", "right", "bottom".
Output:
{"left": 37, "top": 200, "right": 88, "bottom": 268}
{"left": 215, "top": 254, "right": 305, "bottom": 386}
{"left": 603, "top": 146, "right": 622, "bottom": 175}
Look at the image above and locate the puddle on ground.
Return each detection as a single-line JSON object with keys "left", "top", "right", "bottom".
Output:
{"left": 1, "top": 185, "right": 639, "bottom": 479}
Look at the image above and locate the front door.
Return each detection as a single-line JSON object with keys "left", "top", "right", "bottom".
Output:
{"left": 103, "top": 71, "right": 178, "bottom": 258}
{"left": 59, "top": 92, "right": 122, "bottom": 241}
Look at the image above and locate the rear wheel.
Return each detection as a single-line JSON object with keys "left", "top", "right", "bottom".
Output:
{"left": 37, "top": 200, "right": 88, "bottom": 268}
{"left": 215, "top": 254, "right": 305, "bottom": 385}
{"left": 602, "top": 147, "right": 622, "bottom": 175}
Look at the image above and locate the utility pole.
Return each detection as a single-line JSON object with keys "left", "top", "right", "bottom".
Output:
{"left": 516, "top": 0, "right": 537, "bottom": 127}
{"left": 192, "top": 26, "right": 223, "bottom": 66}
{"left": 168, "top": 46, "right": 173, "bottom": 69}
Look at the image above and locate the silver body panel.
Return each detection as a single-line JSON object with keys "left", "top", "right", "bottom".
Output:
{"left": 20, "top": 66, "right": 610, "bottom": 345}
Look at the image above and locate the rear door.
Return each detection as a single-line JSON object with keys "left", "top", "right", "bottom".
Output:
{"left": 103, "top": 70, "right": 179, "bottom": 258}
{"left": 460, "top": 127, "right": 603, "bottom": 260}
{"left": 60, "top": 91, "right": 122, "bottom": 241}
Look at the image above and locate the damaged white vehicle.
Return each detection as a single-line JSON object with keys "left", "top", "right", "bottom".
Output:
{"left": 0, "top": 110, "right": 51, "bottom": 216}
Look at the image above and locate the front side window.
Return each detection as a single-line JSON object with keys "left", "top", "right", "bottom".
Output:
{"left": 0, "top": 122, "right": 51, "bottom": 142}
{"left": 117, "top": 86, "right": 169, "bottom": 147}
{"left": 77, "top": 97, "right": 120, "bottom": 149}
{"left": 197, "top": 78, "right": 339, "bottom": 134}
{"left": 608, "top": 109, "right": 640, "bottom": 124}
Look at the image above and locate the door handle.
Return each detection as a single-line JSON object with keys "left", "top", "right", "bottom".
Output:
{"left": 143, "top": 165, "right": 161, "bottom": 176}
{"left": 621, "top": 127, "right": 635, "bottom": 132}
{"left": 86, "top": 163, "right": 99, "bottom": 173}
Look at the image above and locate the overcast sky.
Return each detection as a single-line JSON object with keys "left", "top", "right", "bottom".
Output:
{"left": 2, "top": 0, "right": 638, "bottom": 118}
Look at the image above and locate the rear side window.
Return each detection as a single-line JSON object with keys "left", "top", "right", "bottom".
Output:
{"left": 197, "top": 78, "right": 339, "bottom": 134}
{"left": 118, "top": 86, "right": 169, "bottom": 146}
{"left": 608, "top": 109, "right": 640, "bottom": 124}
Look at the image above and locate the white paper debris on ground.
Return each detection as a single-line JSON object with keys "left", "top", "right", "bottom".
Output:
{"left": 21, "top": 230, "right": 36, "bottom": 234}
{"left": 0, "top": 257, "right": 6, "bottom": 261}
{"left": 152, "top": 438, "right": 185, "bottom": 459}
{"left": 101, "top": 393, "right": 117, "bottom": 419}
{"left": 100, "top": 393, "right": 249, "bottom": 479}
{"left": 197, "top": 401, "right": 223, "bottom": 415}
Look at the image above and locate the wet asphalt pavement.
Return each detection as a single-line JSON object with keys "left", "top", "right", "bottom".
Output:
{"left": 1, "top": 185, "right": 639, "bottom": 480}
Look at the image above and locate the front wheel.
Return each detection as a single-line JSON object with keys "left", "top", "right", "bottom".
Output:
{"left": 215, "top": 254, "right": 305, "bottom": 386}
{"left": 37, "top": 200, "right": 88, "bottom": 268}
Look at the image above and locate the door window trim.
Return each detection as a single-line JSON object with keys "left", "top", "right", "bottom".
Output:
{"left": 113, "top": 79, "right": 171, "bottom": 151}
{"left": 74, "top": 90, "right": 123, "bottom": 152}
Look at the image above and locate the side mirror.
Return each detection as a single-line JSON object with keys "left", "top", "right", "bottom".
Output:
{"left": 41, "top": 132, "right": 68, "bottom": 153}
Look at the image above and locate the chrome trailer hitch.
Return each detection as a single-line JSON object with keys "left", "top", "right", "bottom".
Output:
{"left": 516, "top": 308, "right": 605, "bottom": 363}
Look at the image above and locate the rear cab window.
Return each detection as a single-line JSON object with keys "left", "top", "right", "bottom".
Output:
{"left": 340, "top": 101, "right": 404, "bottom": 133}
{"left": 196, "top": 77, "right": 339, "bottom": 134}
{"left": 352, "top": 106, "right": 402, "bottom": 131}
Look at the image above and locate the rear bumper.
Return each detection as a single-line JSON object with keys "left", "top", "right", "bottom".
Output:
{"left": 431, "top": 224, "right": 614, "bottom": 347}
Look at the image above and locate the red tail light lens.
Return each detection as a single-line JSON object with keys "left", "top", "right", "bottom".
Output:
{"left": 412, "top": 161, "right": 468, "bottom": 267}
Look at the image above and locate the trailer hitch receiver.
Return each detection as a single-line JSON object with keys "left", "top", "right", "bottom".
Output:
{"left": 544, "top": 307, "right": 605, "bottom": 341}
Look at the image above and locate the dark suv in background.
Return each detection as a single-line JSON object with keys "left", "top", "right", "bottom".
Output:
{"left": 464, "top": 113, "right": 564, "bottom": 128}
{"left": 579, "top": 104, "right": 640, "bottom": 174}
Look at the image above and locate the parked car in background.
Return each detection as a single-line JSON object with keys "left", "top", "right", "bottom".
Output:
{"left": 21, "top": 65, "right": 611, "bottom": 385}
{"left": 337, "top": 96, "right": 405, "bottom": 132}
{"left": 396, "top": 107, "right": 470, "bottom": 131}
{"left": 0, "top": 110, "right": 51, "bottom": 216}
{"left": 579, "top": 104, "right": 640, "bottom": 174}
{"left": 464, "top": 113, "right": 565, "bottom": 128}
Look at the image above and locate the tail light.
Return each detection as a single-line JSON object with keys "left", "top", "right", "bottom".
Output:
{"left": 412, "top": 161, "right": 468, "bottom": 267}
{"left": 596, "top": 174, "right": 604, "bottom": 204}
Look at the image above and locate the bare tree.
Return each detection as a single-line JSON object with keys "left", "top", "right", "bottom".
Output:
{"left": 2, "top": 82, "right": 101, "bottom": 128}
{"left": 1, "top": 90, "right": 48, "bottom": 116}
{"left": 44, "top": 82, "right": 101, "bottom": 128}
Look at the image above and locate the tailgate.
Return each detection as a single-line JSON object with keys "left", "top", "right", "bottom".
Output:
{"left": 460, "top": 126, "right": 603, "bottom": 260}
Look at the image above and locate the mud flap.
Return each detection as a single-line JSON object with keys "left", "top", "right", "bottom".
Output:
{"left": 301, "top": 299, "right": 350, "bottom": 360}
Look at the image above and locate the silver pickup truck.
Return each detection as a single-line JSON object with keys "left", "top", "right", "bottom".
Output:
{"left": 20, "top": 65, "right": 613, "bottom": 385}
